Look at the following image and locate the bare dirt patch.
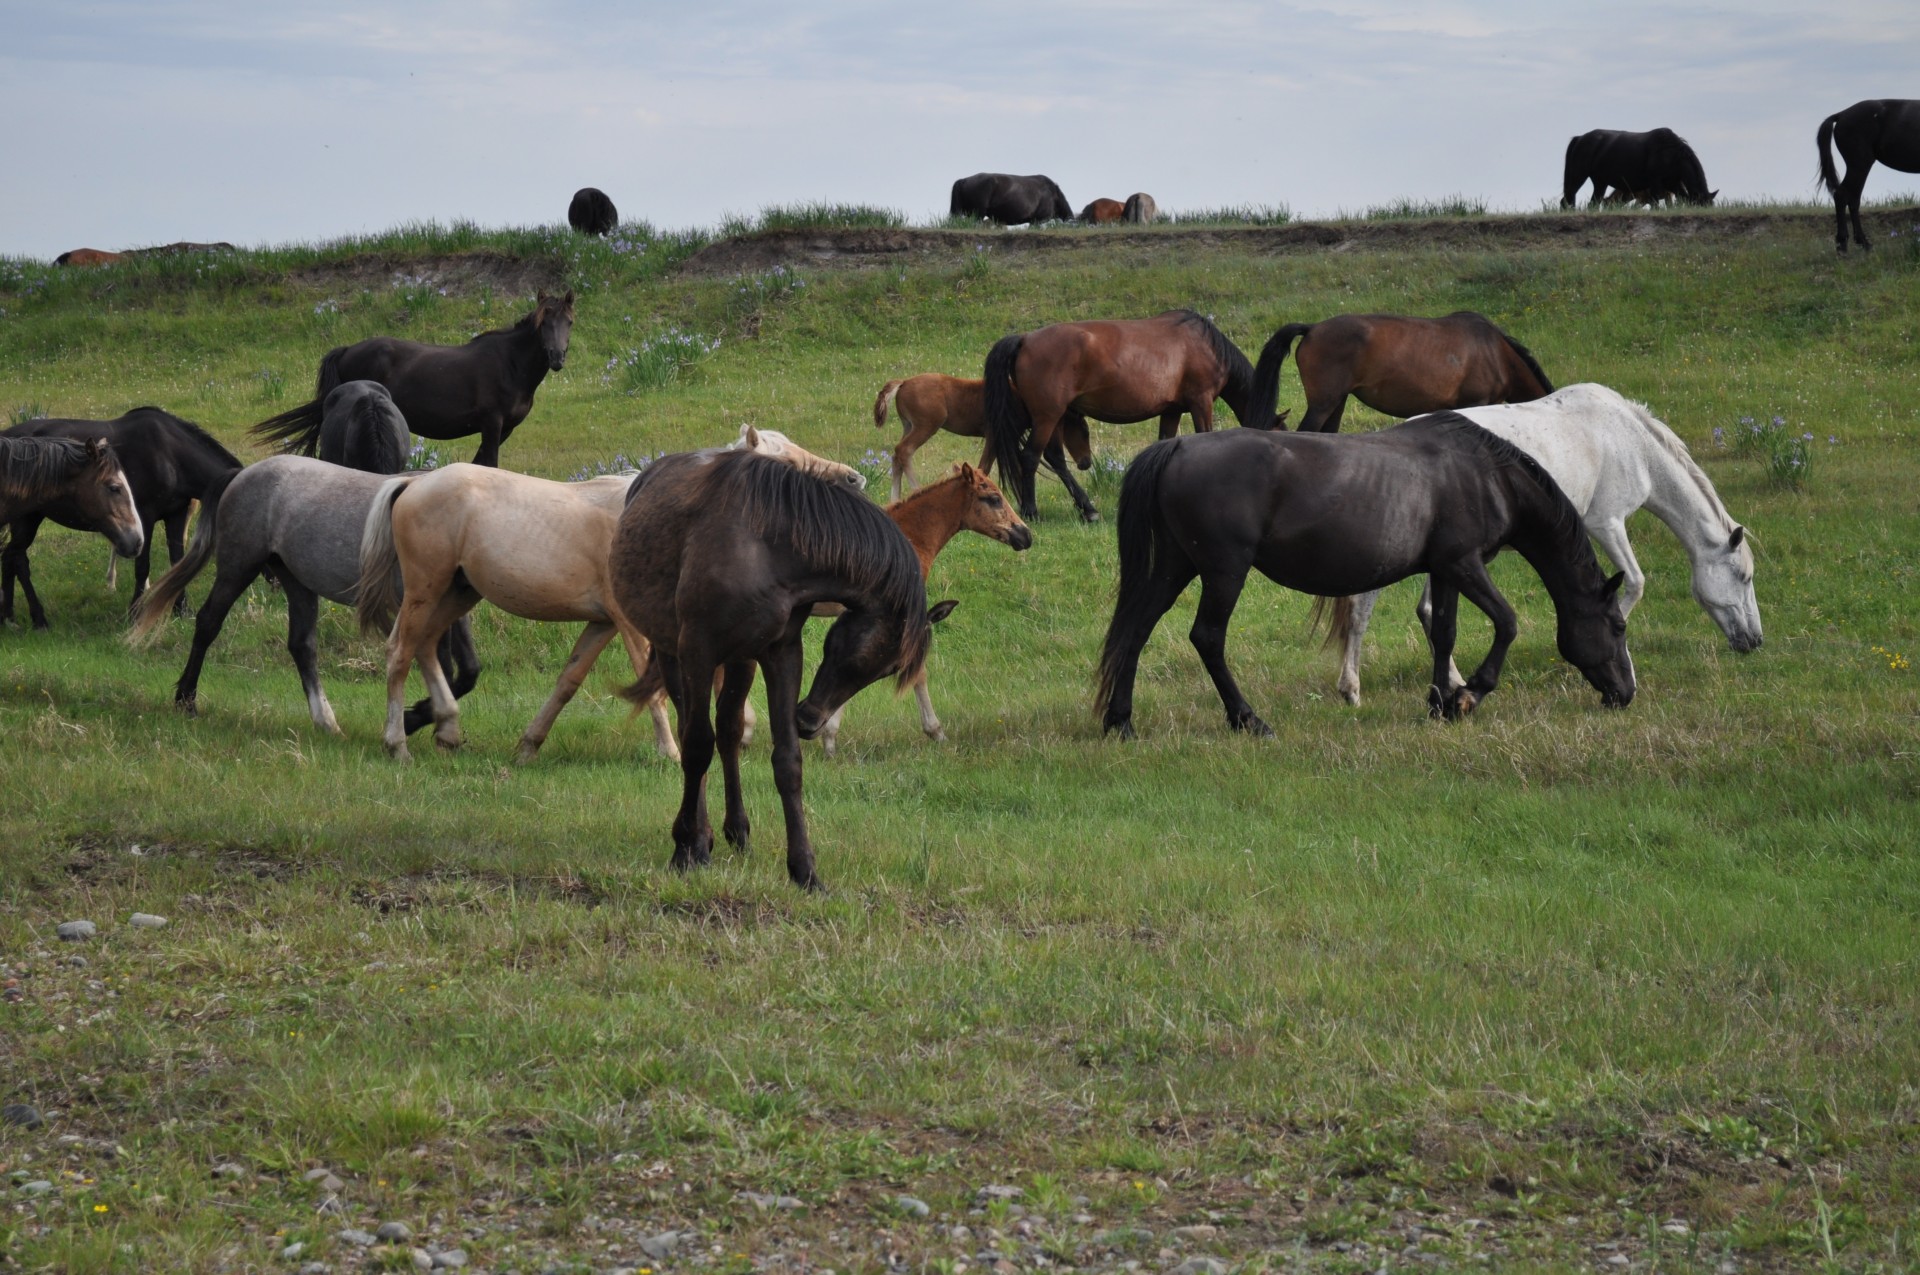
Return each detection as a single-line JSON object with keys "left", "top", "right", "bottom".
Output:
{"left": 284, "top": 250, "right": 565, "bottom": 298}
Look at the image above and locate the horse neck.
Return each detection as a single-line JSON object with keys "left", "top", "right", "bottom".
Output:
{"left": 1628, "top": 413, "right": 1736, "bottom": 558}
{"left": 885, "top": 481, "right": 966, "bottom": 577}
{"left": 493, "top": 322, "right": 549, "bottom": 388}
{"left": 1501, "top": 472, "right": 1605, "bottom": 614}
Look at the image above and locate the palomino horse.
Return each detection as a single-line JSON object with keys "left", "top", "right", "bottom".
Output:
{"left": 873, "top": 373, "right": 1091, "bottom": 502}
{"left": 1243, "top": 311, "right": 1553, "bottom": 434}
{"left": 252, "top": 292, "right": 575, "bottom": 467}
{"left": 1078, "top": 199, "right": 1125, "bottom": 224}
{"left": 355, "top": 426, "right": 863, "bottom": 763}
{"left": 1818, "top": 99, "right": 1920, "bottom": 252}
{"left": 609, "top": 449, "right": 933, "bottom": 890}
{"left": 984, "top": 309, "right": 1256, "bottom": 521}
{"left": 1094, "top": 418, "right": 1634, "bottom": 738}
{"left": 1562, "top": 129, "right": 1716, "bottom": 208}
{"left": 3, "top": 408, "right": 240, "bottom": 627}
{"left": 1329, "top": 385, "right": 1760, "bottom": 704}
{"left": 0, "top": 438, "right": 143, "bottom": 567}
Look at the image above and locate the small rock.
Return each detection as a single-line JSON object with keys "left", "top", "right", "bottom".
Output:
{"left": 1661, "top": 1219, "right": 1691, "bottom": 1236}
{"left": 64, "top": 955, "right": 87, "bottom": 968}
{"left": 376, "top": 1221, "right": 414, "bottom": 1242}
{"left": 281, "top": 1241, "right": 305, "bottom": 1260}
{"left": 736, "top": 1190, "right": 803, "bottom": 1211}
{"left": 128, "top": 913, "right": 168, "bottom": 929}
{"left": 315, "top": 1197, "right": 346, "bottom": 1216}
{"left": 895, "top": 1195, "right": 932, "bottom": 1219}
{"left": 300, "top": 1264, "right": 331, "bottom": 1275}
{"left": 410, "top": 1250, "right": 435, "bottom": 1272}
{"left": 56, "top": 921, "right": 96, "bottom": 942}
{"left": 1, "top": 1104, "right": 43, "bottom": 1130}
{"left": 1606, "top": 1257, "right": 1631, "bottom": 1269}
{"left": 637, "top": 1231, "right": 683, "bottom": 1259}
{"left": 950, "top": 1224, "right": 974, "bottom": 1242}
{"left": 212, "top": 1161, "right": 247, "bottom": 1179}
{"left": 1171, "top": 1224, "right": 1219, "bottom": 1242}
{"left": 303, "top": 1168, "right": 334, "bottom": 1183}
{"left": 336, "top": 1228, "right": 377, "bottom": 1247}
{"left": 976, "top": 1184, "right": 1024, "bottom": 1202}
{"left": 1169, "top": 1260, "right": 1228, "bottom": 1275}
{"left": 1070, "top": 1212, "right": 1094, "bottom": 1226}
{"left": 432, "top": 1250, "right": 468, "bottom": 1269}
{"left": 318, "top": 1174, "right": 345, "bottom": 1193}
{"left": 18, "top": 1180, "right": 53, "bottom": 1196}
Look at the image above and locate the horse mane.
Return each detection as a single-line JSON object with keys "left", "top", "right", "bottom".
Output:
{"left": 1415, "top": 414, "right": 1594, "bottom": 567}
{"left": 883, "top": 467, "right": 968, "bottom": 514}
{"left": 1170, "top": 309, "right": 1256, "bottom": 419}
{"left": 1618, "top": 394, "right": 1737, "bottom": 533}
{"left": 126, "top": 407, "right": 243, "bottom": 468}
{"left": 1499, "top": 333, "right": 1555, "bottom": 394}
{"left": 0, "top": 435, "right": 91, "bottom": 500}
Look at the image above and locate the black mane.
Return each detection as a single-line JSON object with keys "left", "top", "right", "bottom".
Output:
{"left": 1407, "top": 413, "right": 1595, "bottom": 570}
{"left": 0, "top": 435, "right": 91, "bottom": 499}
{"left": 124, "top": 407, "right": 242, "bottom": 468}
{"left": 1172, "top": 309, "right": 1256, "bottom": 421}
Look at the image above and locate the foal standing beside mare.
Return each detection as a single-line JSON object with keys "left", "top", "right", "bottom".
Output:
{"left": 873, "top": 373, "right": 1091, "bottom": 503}
{"left": 1562, "top": 128, "right": 1717, "bottom": 208}
{"left": 1818, "top": 99, "right": 1920, "bottom": 252}
{"left": 1242, "top": 312, "right": 1553, "bottom": 434}
{"left": 252, "top": 292, "right": 575, "bottom": 468}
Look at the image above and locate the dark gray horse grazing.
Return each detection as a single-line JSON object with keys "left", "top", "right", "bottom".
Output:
{"left": 1562, "top": 129, "right": 1716, "bottom": 208}
{"left": 1818, "top": 99, "right": 1920, "bottom": 252}
{"left": 950, "top": 173, "right": 1072, "bottom": 225}
{"left": 1094, "top": 417, "right": 1634, "bottom": 738}
{"left": 568, "top": 187, "right": 618, "bottom": 235}
{"left": 317, "top": 380, "right": 409, "bottom": 473}
{"left": 129, "top": 457, "right": 468, "bottom": 737}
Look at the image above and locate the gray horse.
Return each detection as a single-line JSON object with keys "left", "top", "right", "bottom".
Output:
{"left": 129, "top": 456, "right": 460, "bottom": 736}
{"left": 318, "top": 380, "right": 409, "bottom": 473}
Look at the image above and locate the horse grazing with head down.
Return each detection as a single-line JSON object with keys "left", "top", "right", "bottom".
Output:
{"left": 1094, "top": 418, "right": 1634, "bottom": 738}
{"left": 984, "top": 309, "right": 1255, "bottom": 521}
{"left": 0, "top": 436, "right": 142, "bottom": 563}
{"left": 1562, "top": 129, "right": 1716, "bottom": 208}
{"left": 1818, "top": 99, "right": 1920, "bottom": 252}
{"left": 1243, "top": 311, "right": 1552, "bottom": 435}
{"left": 1122, "top": 192, "right": 1158, "bottom": 224}
{"left": 252, "top": 291, "right": 575, "bottom": 468}
{"left": 609, "top": 449, "right": 934, "bottom": 890}
{"left": 873, "top": 373, "right": 1091, "bottom": 503}
{"left": 1079, "top": 199, "right": 1125, "bottom": 224}
{"left": 950, "top": 173, "right": 1073, "bottom": 225}
{"left": 568, "top": 187, "right": 618, "bottom": 235}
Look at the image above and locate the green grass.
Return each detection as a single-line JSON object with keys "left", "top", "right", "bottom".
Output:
{"left": 1, "top": 214, "right": 1917, "bottom": 1272}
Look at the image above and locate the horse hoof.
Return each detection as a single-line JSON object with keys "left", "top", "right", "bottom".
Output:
{"left": 435, "top": 735, "right": 462, "bottom": 752}
{"left": 1103, "top": 717, "right": 1135, "bottom": 741}
{"left": 1338, "top": 686, "right": 1360, "bottom": 707}
{"left": 723, "top": 824, "right": 750, "bottom": 852}
{"left": 512, "top": 742, "right": 539, "bottom": 766}
{"left": 1237, "top": 715, "right": 1274, "bottom": 738}
{"left": 387, "top": 743, "right": 412, "bottom": 763}
{"left": 1454, "top": 689, "right": 1479, "bottom": 716}
{"left": 1079, "top": 510, "right": 1101, "bottom": 524}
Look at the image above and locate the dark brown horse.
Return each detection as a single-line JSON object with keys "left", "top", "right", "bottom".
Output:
{"left": 983, "top": 309, "right": 1255, "bottom": 521}
{"left": 568, "top": 187, "right": 618, "bottom": 235}
{"left": 873, "top": 373, "right": 1091, "bottom": 502}
{"left": 0, "top": 437, "right": 143, "bottom": 561}
{"left": 608, "top": 449, "right": 934, "bottom": 890}
{"left": 1243, "top": 312, "right": 1553, "bottom": 434}
{"left": 252, "top": 291, "right": 575, "bottom": 467}
{"left": 1562, "top": 129, "right": 1716, "bottom": 208}
{"left": 1818, "top": 99, "right": 1920, "bottom": 252}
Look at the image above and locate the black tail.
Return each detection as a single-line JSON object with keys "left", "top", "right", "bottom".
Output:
{"left": 355, "top": 395, "right": 407, "bottom": 474}
{"left": 128, "top": 466, "right": 239, "bottom": 644}
{"left": 1817, "top": 113, "right": 1843, "bottom": 198}
{"left": 1501, "top": 332, "right": 1554, "bottom": 396}
{"left": 1173, "top": 310, "right": 1257, "bottom": 424}
{"left": 1094, "top": 438, "right": 1182, "bottom": 719}
{"left": 250, "top": 346, "right": 347, "bottom": 455}
{"left": 983, "top": 333, "right": 1032, "bottom": 508}
{"left": 1244, "top": 323, "right": 1311, "bottom": 430}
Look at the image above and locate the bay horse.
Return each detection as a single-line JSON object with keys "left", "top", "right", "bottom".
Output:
{"left": 54, "top": 249, "right": 123, "bottom": 267}
{"left": 1094, "top": 418, "right": 1634, "bottom": 738}
{"left": 950, "top": 173, "right": 1073, "bottom": 225}
{"left": 1330, "top": 385, "right": 1760, "bottom": 705}
{"left": 873, "top": 373, "right": 1091, "bottom": 502}
{"left": 1079, "top": 199, "right": 1125, "bottom": 224}
{"left": 3, "top": 408, "right": 241, "bottom": 628}
{"left": 317, "top": 381, "right": 409, "bottom": 474}
{"left": 568, "top": 187, "right": 618, "bottom": 235}
{"left": 251, "top": 291, "right": 575, "bottom": 467}
{"left": 1242, "top": 311, "right": 1553, "bottom": 434}
{"left": 1562, "top": 129, "right": 1716, "bottom": 208}
{"left": 1818, "top": 99, "right": 1920, "bottom": 252}
{"left": 354, "top": 426, "right": 862, "bottom": 764}
{"left": 608, "top": 449, "right": 934, "bottom": 890}
{"left": 0, "top": 437, "right": 143, "bottom": 563}
{"left": 983, "top": 309, "right": 1256, "bottom": 521}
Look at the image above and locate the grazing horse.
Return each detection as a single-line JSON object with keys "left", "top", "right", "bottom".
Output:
{"left": 128, "top": 457, "right": 475, "bottom": 737}
{"left": 568, "top": 187, "right": 618, "bottom": 235}
{"left": 0, "top": 438, "right": 143, "bottom": 563}
{"left": 317, "top": 381, "right": 409, "bottom": 474}
{"left": 252, "top": 291, "right": 575, "bottom": 468}
{"left": 1093, "top": 419, "right": 1634, "bottom": 738}
{"left": 873, "top": 373, "right": 1091, "bottom": 502}
{"left": 1243, "top": 312, "right": 1553, "bottom": 435}
{"left": 1122, "top": 192, "right": 1158, "bottom": 224}
{"left": 608, "top": 449, "right": 933, "bottom": 890}
{"left": 3, "top": 409, "right": 240, "bottom": 628}
{"left": 1329, "top": 385, "right": 1761, "bottom": 705}
{"left": 984, "top": 309, "right": 1256, "bottom": 521}
{"left": 54, "top": 249, "right": 122, "bottom": 267}
{"left": 1562, "top": 129, "right": 1717, "bottom": 208}
{"left": 355, "top": 426, "right": 863, "bottom": 764}
{"left": 950, "top": 173, "right": 1073, "bottom": 225}
{"left": 1818, "top": 99, "right": 1920, "bottom": 252}
{"left": 1079, "top": 199, "right": 1125, "bottom": 224}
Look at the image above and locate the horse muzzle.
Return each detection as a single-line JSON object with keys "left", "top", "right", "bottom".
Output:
{"left": 1727, "top": 630, "right": 1763, "bottom": 654}
{"left": 1600, "top": 684, "right": 1635, "bottom": 709}
{"left": 795, "top": 700, "right": 828, "bottom": 740}
{"left": 547, "top": 353, "right": 568, "bottom": 372}
{"left": 1004, "top": 525, "right": 1034, "bottom": 551}
{"left": 112, "top": 527, "right": 146, "bottom": 558}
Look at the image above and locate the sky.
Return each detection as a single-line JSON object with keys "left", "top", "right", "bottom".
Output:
{"left": 2, "top": 1, "right": 1917, "bottom": 259}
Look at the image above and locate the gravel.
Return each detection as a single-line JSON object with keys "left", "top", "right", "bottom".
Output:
{"left": 376, "top": 1221, "right": 415, "bottom": 1242}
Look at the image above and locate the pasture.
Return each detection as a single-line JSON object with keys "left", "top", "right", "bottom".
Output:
{"left": 2, "top": 208, "right": 1917, "bottom": 1273}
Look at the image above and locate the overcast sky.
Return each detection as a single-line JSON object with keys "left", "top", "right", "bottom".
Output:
{"left": 2, "top": 1, "right": 1915, "bottom": 259}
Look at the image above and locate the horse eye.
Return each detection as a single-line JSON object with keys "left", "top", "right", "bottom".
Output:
{"left": 983, "top": 494, "right": 1002, "bottom": 508}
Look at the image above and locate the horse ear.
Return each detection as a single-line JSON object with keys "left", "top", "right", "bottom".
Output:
{"left": 562, "top": 289, "right": 575, "bottom": 306}
{"left": 958, "top": 462, "right": 977, "bottom": 479}
{"left": 1708, "top": 190, "right": 1719, "bottom": 204}
{"left": 85, "top": 437, "right": 110, "bottom": 463}
{"left": 928, "top": 599, "right": 959, "bottom": 625}
{"left": 1274, "top": 409, "right": 1291, "bottom": 428}
{"left": 739, "top": 423, "right": 760, "bottom": 447}
{"left": 1602, "top": 571, "right": 1626, "bottom": 600}
{"left": 1729, "top": 525, "right": 1744, "bottom": 550}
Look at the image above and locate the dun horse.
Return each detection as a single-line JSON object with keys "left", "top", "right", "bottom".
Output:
{"left": 874, "top": 373, "right": 1090, "bottom": 502}
{"left": 984, "top": 309, "right": 1255, "bottom": 521}
{"left": 252, "top": 292, "right": 575, "bottom": 467}
{"left": 0, "top": 437, "right": 143, "bottom": 565}
{"left": 1818, "top": 99, "right": 1920, "bottom": 252}
{"left": 1243, "top": 312, "right": 1553, "bottom": 434}
{"left": 1094, "top": 418, "right": 1634, "bottom": 738}
{"left": 609, "top": 449, "right": 933, "bottom": 890}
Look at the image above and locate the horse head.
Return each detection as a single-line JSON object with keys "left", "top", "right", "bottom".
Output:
{"left": 79, "top": 438, "right": 145, "bottom": 558}
{"left": 1558, "top": 570, "right": 1635, "bottom": 708}
{"left": 796, "top": 600, "right": 939, "bottom": 739}
{"left": 733, "top": 424, "right": 865, "bottom": 490}
{"left": 955, "top": 463, "right": 1032, "bottom": 551}
{"left": 1692, "top": 524, "right": 1762, "bottom": 652}
{"left": 534, "top": 290, "right": 575, "bottom": 372}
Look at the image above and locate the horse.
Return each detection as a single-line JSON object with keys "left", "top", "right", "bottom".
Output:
{"left": 608, "top": 449, "right": 934, "bottom": 890}
{"left": 54, "top": 249, "right": 122, "bottom": 267}
{"left": 251, "top": 291, "right": 575, "bottom": 468}
{"left": 128, "top": 456, "right": 477, "bottom": 737}
{"left": 1122, "top": 193, "right": 1158, "bottom": 224}
{"left": 873, "top": 373, "right": 1091, "bottom": 502}
{"left": 1562, "top": 129, "right": 1717, "bottom": 208}
{"left": 1818, "top": 99, "right": 1920, "bottom": 252}
{"left": 568, "top": 187, "right": 618, "bottom": 235}
{"left": 0, "top": 438, "right": 143, "bottom": 565}
{"left": 1328, "top": 385, "right": 1760, "bottom": 705}
{"left": 317, "top": 381, "right": 409, "bottom": 474}
{"left": 3, "top": 408, "right": 241, "bottom": 628}
{"left": 1093, "top": 418, "right": 1634, "bottom": 738}
{"left": 1079, "top": 199, "right": 1125, "bottom": 224}
{"left": 950, "top": 173, "right": 1073, "bottom": 225}
{"left": 1242, "top": 312, "right": 1553, "bottom": 435}
{"left": 984, "top": 309, "right": 1256, "bottom": 521}
{"left": 355, "top": 425, "right": 863, "bottom": 764}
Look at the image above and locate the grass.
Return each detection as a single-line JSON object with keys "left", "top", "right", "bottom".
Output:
{"left": 1, "top": 211, "right": 1917, "bottom": 1272}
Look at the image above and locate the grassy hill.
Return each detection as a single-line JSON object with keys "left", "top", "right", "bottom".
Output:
{"left": 1, "top": 208, "right": 1917, "bottom": 1272}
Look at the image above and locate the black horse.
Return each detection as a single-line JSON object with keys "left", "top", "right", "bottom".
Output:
{"left": 1094, "top": 416, "right": 1634, "bottom": 738}
{"left": 252, "top": 291, "right": 574, "bottom": 468}
{"left": 1818, "top": 99, "right": 1920, "bottom": 252}
{"left": 1562, "top": 129, "right": 1716, "bottom": 208}
{"left": 568, "top": 187, "right": 618, "bottom": 235}
{"left": 2, "top": 409, "right": 241, "bottom": 628}
{"left": 950, "top": 173, "right": 1073, "bottom": 225}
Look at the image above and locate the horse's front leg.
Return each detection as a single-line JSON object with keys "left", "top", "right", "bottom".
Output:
{"left": 1586, "top": 519, "right": 1646, "bottom": 618}
{"left": 662, "top": 651, "right": 717, "bottom": 871}
{"left": 514, "top": 621, "right": 618, "bottom": 764}
{"left": 759, "top": 639, "right": 820, "bottom": 890}
{"left": 714, "top": 660, "right": 757, "bottom": 853}
{"left": 1413, "top": 577, "right": 1466, "bottom": 691}
{"left": 912, "top": 667, "right": 945, "bottom": 742}
{"left": 470, "top": 419, "right": 503, "bottom": 468}
{"left": 1190, "top": 564, "right": 1268, "bottom": 736}
{"left": 1437, "top": 559, "right": 1519, "bottom": 719}
{"left": 6, "top": 516, "right": 49, "bottom": 629}
{"left": 1157, "top": 410, "right": 1183, "bottom": 440}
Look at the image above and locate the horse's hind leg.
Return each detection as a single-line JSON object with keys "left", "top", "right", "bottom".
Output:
{"left": 714, "top": 659, "right": 757, "bottom": 852}
{"left": 1100, "top": 554, "right": 1198, "bottom": 739}
{"left": 1335, "top": 589, "right": 1380, "bottom": 706}
{"left": 1844, "top": 164, "right": 1873, "bottom": 251}
{"left": 162, "top": 513, "right": 189, "bottom": 616}
{"left": 892, "top": 413, "right": 940, "bottom": 502}
{"left": 1190, "top": 565, "right": 1268, "bottom": 735}
{"left": 514, "top": 621, "right": 618, "bottom": 764}
{"left": 404, "top": 618, "right": 482, "bottom": 735}
{"left": 282, "top": 580, "right": 342, "bottom": 736}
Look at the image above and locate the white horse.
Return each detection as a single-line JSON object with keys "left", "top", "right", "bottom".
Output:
{"left": 1333, "top": 383, "right": 1761, "bottom": 704}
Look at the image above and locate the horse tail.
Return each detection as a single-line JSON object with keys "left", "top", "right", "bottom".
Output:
{"left": 1817, "top": 112, "right": 1843, "bottom": 197}
{"left": 250, "top": 346, "right": 346, "bottom": 455}
{"left": 1307, "top": 595, "right": 1355, "bottom": 650}
{"left": 354, "top": 474, "right": 418, "bottom": 636}
{"left": 982, "top": 333, "right": 1032, "bottom": 503}
{"left": 1245, "top": 323, "right": 1311, "bottom": 430}
{"left": 359, "top": 394, "right": 407, "bottom": 474}
{"left": 873, "top": 379, "right": 904, "bottom": 429}
{"left": 1501, "top": 332, "right": 1555, "bottom": 396}
{"left": 128, "top": 468, "right": 236, "bottom": 645}
{"left": 1095, "top": 438, "right": 1180, "bottom": 719}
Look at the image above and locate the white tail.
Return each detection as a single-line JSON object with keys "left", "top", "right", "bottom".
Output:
{"left": 353, "top": 473, "right": 419, "bottom": 635}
